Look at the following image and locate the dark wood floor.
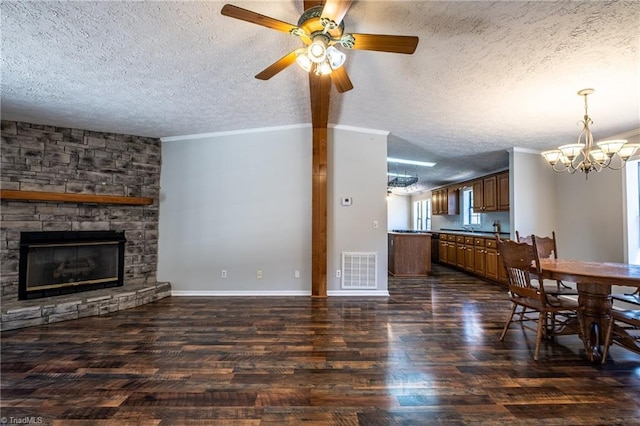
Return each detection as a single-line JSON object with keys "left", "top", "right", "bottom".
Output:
{"left": 1, "top": 265, "right": 639, "bottom": 425}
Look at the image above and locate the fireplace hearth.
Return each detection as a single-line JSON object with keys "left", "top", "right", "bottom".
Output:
{"left": 19, "top": 231, "right": 126, "bottom": 300}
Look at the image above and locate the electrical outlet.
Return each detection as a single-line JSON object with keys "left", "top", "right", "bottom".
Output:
{"left": 294, "top": 270, "right": 300, "bottom": 279}
{"left": 257, "top": 270, "right": 263, "bottom": 279}
{"left": 336, "top": 269, "right": 341, "bottom": 278}
{"left": 221, "top": 269, "right": 227, "bottom": 279}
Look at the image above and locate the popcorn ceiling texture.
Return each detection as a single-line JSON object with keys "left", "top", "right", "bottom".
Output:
{"left": 1, "top": 1, "right": 639, "bottom": 190}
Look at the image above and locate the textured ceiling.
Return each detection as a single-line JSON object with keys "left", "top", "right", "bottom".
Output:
{"left": 2, "top": 1, "right": 639, "bottom": 191}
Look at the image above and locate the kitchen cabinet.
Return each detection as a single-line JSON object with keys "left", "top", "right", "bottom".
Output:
{"left": 432, "top": 189, "right": 444, "bottom": 215}
{"left": 464, "top": 237, "right": 475, "bottom": 272}
{"left": 474, "top": 237, "right": 486, "bottom": 276}
{"left": 456, "top": 235, "right": 465, "bottom": 269}
{"left": 472, "top": 180, "right": 484, "bottom": 211}
{"left": 439, "top": 236, "right": 448, "bottom": 264}
{"left": 388, "top": 233, "right": 432, "bottom": 277}
{"left": 472, "top": 171, "right": 509, "bottom": 212}
{"left": 447, "top": 187, "right": 460, "bottom": 215}
{"left": 497, "top": 172, "right": 510, "bottom": 211}
{"left": 431, "top": 187, "right": 459, "bottom": 215}
{"left": 446, "top": 234, "right": 457, "bottom": 266}
{"left": 434, "top": 232, "right": 508, "bottom": 286}
{"left": 484, "top": 238, "right": 499, "bottom": 281}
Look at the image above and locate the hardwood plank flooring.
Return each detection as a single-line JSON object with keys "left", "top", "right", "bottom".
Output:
{"left": 2, "top": 265, "right": 639, "bottom": 425}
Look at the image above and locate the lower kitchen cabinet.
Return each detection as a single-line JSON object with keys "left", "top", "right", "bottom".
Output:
{"left": 439, "top": 238, "right": 448, "bottom": 264}
{"left": 485, "top": 239, "right": 499, "bottom": 281}
{"left": 464, "top": 237, "right": 475, "bottom": 273}
{"left": 474, "top": 237, "right": 486, "bottom": 276}
{"left": 436, "top": 232, "right": 507, "bottom": 285}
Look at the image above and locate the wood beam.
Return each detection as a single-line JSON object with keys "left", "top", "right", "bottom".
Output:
{"left": 309, "top": 72, "right": 331, "bottom": 298}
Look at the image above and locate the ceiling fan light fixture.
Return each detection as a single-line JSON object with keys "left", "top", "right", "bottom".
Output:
{"left": 308, "top": 39, "right": 327, "bottom": 63}
{"left": 314, "top": 61, "right": 333, "bottom": 76}
{"left": 295, "top": 50, "right": 313, "bottom": 72}
{"left": 326, "top": 46, "right": 346, "bottom": 69}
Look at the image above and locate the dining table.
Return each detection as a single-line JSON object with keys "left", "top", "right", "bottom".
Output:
{"left": 538, "top": 258, "right": 640, "bottom": 363}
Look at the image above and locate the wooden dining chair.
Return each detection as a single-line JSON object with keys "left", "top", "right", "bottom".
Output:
{"left": 497, "top": 236, "right": 582, "bottom": 361}
{"left": 601, "top": 303, "right": 640, "bottom": 364}
{"left": 611, "top": 287, "right": 640, "bottom": 307}
{"left": 515, "top": 231, "right": 578, "bottom": 297}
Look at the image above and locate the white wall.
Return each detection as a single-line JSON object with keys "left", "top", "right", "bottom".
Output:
{"left": 158, "top": 125, "right": 312, "bottom": 294}
{"left": 511, "top": 148, "right": 558, "bottom": 240}
{"left": 158, "top": 124, "right": 389, "bottom": 296}
{"left": 327, "top": 126, "right": 389, "bottom": 295}
{"left": 623, "top": 159, "right": 639, "bottom": 264}
{"left": 387, "top": 194, "right": 411, "bottom": 230}
{"left": 555, "top": 167, "right": 624, "bottom": 262}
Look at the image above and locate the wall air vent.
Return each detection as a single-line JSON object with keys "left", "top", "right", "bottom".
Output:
{"left": 341, "top": 252, "right": 377, "bottom": 289}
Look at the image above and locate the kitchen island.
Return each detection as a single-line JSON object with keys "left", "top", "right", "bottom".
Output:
{"left": 388, "top": 231, "right": 432, "bottom": 277}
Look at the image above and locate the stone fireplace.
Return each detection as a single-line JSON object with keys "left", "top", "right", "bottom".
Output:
{"left": 19, "top": 230, "right": 126, "bottom": 300}
{"left": 1, "top": 120, "right": 171, "bottom": 331}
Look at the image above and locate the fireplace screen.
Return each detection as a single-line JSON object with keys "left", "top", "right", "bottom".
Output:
{"left": 19, "top": 231, "right": 126, "bottom": 300}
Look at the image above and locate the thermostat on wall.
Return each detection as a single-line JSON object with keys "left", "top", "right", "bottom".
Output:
{"left": 341, "top": 197, "right": 352, "bottom": 206}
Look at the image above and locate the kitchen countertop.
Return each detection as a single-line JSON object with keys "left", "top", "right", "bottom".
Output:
{"left": 429, "top": 230, "right": 510, "bottom": 237}
{"left": 389, "top": 230, "right": 432, "bottom": 235}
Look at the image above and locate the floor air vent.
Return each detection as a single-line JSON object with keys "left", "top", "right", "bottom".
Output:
{"left": 341, "top": 252, "right": 377, "bottom": 289}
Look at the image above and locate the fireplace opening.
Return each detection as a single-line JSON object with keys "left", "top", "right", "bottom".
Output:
{"left": 19, "top": 231, "right": 126, "bottom": 300}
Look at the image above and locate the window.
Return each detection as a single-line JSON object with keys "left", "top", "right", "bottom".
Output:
{"left": 462, "top": 188, "right": 480, "bottom": 226}
{"left": 413, "top": 199, "right": 432, "bottom": 230}
{"left": 413, "top": 200, "right": 422, "bottom": 230}
{"left": 625, "top": 159, "right": 640, "bottom": 264}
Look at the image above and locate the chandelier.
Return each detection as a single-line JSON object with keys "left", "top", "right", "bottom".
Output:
{"left": 387, "top": 172, "right": 418, "bottom": 189}
{"left": 541, "top": 88, "right": 639, "bottom": 177}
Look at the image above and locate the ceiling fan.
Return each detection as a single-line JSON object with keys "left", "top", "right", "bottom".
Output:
{"left": 221, "top": 0, "right": 419, "bottom": 93}
{"left": 221, "top": 1, "right": 419, "bottom": 298}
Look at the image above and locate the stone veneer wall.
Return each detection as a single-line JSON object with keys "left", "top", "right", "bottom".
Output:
{"left": 1, "top": 120, "right": 165, "bottom": 303}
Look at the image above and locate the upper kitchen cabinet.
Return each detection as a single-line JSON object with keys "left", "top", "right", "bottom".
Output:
{"left": 432, "top": 186, "right": 459, "bottom": 215}
{"left": 472, "top": 171, "right": 509, "bottom": 212}
{"left": 497, "top": 172, "right": 510, "bottom": 211}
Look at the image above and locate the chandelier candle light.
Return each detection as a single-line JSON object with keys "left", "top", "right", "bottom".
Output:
{"left": 541, "top": 88, "right": 639, "bottom": 177}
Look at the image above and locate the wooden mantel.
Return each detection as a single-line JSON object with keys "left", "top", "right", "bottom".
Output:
{"left": 0, "top": 189, "right": 153, "bottom": 206}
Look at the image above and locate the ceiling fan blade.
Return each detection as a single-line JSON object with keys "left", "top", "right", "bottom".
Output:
{"left": 321, "top": 0, "right": 353, "bottom": 26}
{"left": 330, "top": 67, "right": 353, "bottom": 93}
{"left": 304, "top": 1, "right": 324, "bottom": 10}
{"left": 221, "top": 4, "right": 297, "bottom": 34}
{"left": 349, "top": 33, "right": 419, "bottom": 54}
{"left": 255, "top": 50, "right": 299, "bottom": 80}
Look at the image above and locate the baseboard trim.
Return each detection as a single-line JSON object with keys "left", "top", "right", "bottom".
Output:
{"left": 171, "top": 290, "right": 311, "bottom": 297}
{"left": 327, "top": 290, "right": 390, "bottom": 297}
{"left": 171, "top": 290, "right": 390, "bottom": 297}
